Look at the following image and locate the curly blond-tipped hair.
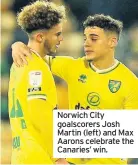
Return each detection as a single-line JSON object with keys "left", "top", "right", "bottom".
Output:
{"left": 17, "top": 0, "right": 66, "bottom": 33}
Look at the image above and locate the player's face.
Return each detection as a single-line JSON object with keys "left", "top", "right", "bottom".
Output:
{"left": 43, "top": 23, "right": 63, "bottom": 55}
{"left": 84, "top": 26, "right": 112, "bottom": 61}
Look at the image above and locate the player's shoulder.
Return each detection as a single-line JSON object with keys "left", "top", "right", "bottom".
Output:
{"left": 119, "top": 62, "right": 138, "bottom": 87}
{"left": 52, "top": 55, "right": 76, "bottom": 61}
{"left": 50, "top": 55, "right": 84, "bottom": 67}
{"left": 28, "top": 52, "right": 42, "bottom": 65}
{"left": 52, "top": 55, "right": 83, "bottom": 62}
{"left": 27, "top": 52, "right": 49, "bottom": 71}
{"left": 69, "top": 56, "right": 89, "bottom": 69}
{"left": 119, "top": 62, "right": 137, "bottom": 80}
{"left": 59, "top": 56, "right": 86, "bottom": 64}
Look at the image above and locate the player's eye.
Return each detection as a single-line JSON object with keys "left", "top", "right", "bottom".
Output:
{"left": 84, "top": 37, "right": 87, "bottom": 41}
{"left": 56, "top": 32, "right": 61, "bottom": 36}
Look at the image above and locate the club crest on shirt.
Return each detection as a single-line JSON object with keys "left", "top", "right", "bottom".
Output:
{"left": 108, "top": 80, "right": 121, "bottom": 93}
{"left": 78, "top": 74, "right": 87, "bottom": 83}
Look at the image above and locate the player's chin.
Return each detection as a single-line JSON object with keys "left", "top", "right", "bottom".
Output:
{"left": 85, "top": 54, "right": 94, "bottom": 61}
{"left": 53, "top": 47, "right": 58, "bottom": 53}
{"left": 52, "top": 46, "right": 58, "bottom": 52}
{"left": 48, "top": 49, "right": 56, "bottom": 56}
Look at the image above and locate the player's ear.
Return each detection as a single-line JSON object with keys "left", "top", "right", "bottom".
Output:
{"left": 35, "top": 33, "right": 44, "bottom": 43}
{"left": 110, "top": 37, "right": 118, "bottom": 48}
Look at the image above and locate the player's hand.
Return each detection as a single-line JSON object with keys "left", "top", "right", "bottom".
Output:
{"left": 11, "top": 41, "right": 32, "bottom": 67}
{"left": 55, "top": 158, "right": 69, "bottom": 165}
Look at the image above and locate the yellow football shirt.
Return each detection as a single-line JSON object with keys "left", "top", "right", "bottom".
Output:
{"left": 8, "top": 51, "right": 57, "bottom": 164}
{"left": 47, "top": 55, "right": 138, "bottom": 164}
{"left": 48, "top": 56, "right": 138, "bottom": 110}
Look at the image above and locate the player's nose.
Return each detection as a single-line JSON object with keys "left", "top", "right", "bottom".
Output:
{"left": 84, "top": 38, "right": 91, "bottom": 47}
{"left": 59, "top": 35, "right": 63, "bottom": 42}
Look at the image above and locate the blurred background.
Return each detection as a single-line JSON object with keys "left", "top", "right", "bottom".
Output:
{"left": 1, "top": 0, "right": 138, "bottom": 164}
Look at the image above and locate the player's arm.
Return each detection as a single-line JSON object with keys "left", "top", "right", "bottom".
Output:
{"left": 28, "top": 99, "right": 69, "bottom": 163}
{"left": 27, "top": 69, "right": 54, "bottom": 161}
{"left": 45, "top": 56, "right": 74, "bottom": 81}
{"left": 27, "top": 65, "right": 67, "bottom": 163}
{"left": 11, "top": 41, "right": 74, "bottom": 81}
{"left": 11, "top": 41, "right": 32, "bottom": 66}
{"left": 124, "top": 80, "right": 138, "bottom": 109}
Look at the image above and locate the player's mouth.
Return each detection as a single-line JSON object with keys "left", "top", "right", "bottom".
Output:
{"left": 56, "top": 44, "right": 60, "bottom": 49}
{"left": 84, "top": 50, "right": 94, "bottom": 54}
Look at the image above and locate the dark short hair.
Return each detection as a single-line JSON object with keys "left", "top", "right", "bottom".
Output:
{"left": 83, "top": 14, "right": 123, "bottom": 38}
{"left": 17, "top": 0, "right": 65, "bottom": 34}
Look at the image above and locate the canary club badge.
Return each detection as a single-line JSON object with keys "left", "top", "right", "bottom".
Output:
{"left": 108, "top": 80, "right": 121, "bottom": 93}
{"left": 29, "top": 71, "right": 42, "bottom": 87}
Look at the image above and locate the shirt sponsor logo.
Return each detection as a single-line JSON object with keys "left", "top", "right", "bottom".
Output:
{"left": 75, "top": 103, "right": 90, "bottom": 110}
{"left": 87, "top": 92, "right": 100, "bottom": 106}
{"left": 28, "top": 87, "right": 41, "bottom": 92}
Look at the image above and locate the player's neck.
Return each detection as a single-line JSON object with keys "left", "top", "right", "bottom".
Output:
{"left": 91, "top": 53, "right": 116, "bottom": 70}
{"left": 28, "top": 40, "right": 47, "bottom": 58}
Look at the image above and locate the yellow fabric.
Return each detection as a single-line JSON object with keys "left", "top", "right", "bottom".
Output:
{"left": 48, "top": 56, "right": 138, "bottom": 164}
{"left": 50, "top": 56, "right": 138, "bottom": 110}
{"left": 9, "top": 52, "right": 57, "bottom": 164}
{"left": 56, "top": 84, "right": 69, "bottom": 109}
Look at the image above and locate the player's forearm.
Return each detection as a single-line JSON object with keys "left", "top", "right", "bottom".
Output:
{"left": 27, "top": 99, "right": 53, "bottom": 152}
{"left": 28, "top": 99, "right": 52, "bottom": 128}
{"left": 27, "top": 99, "right": 67, "bottom": 163}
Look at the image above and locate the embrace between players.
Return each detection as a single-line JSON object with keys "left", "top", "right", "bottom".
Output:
{"left": 9, "top": 0, "right": 138, "bottom": 164}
